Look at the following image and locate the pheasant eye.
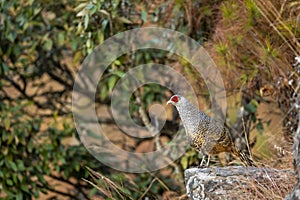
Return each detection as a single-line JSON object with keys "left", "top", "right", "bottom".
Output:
{"left": 171, "top": 95, "right": 179, "bottom": 103}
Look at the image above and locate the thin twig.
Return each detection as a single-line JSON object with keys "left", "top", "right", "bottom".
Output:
{"left": 241, "top": 109, "right": 253, "bottom": 158}
{"left": 86, "top": 167, "right": 134, "bottom": 200}
{"left": 152, "top": 175, "right": 170, "bottom": 191}
{"left": 138, "top": 178, "right": 156, "bottom": 200}
{"left": 82, "top": 178, "right": 112, "bottom": 198}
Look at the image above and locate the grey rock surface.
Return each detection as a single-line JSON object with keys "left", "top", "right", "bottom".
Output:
{"left": 185, "top": 166, "right": 294, "bottom": 200}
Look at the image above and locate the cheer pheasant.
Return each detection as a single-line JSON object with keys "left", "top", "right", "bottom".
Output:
{"left": 167, "top": 94, "right": 255, "bottom": 167}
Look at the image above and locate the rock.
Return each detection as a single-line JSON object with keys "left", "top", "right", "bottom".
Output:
{"left": 184, "top": 166, "right": 295, "bottom": 200}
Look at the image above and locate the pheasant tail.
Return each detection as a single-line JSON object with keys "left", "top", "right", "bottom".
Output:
{"left": 232, "top": 148, "right": 256, "bottom": 167}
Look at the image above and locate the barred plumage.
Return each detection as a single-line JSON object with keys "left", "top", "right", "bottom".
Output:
{"left": 167, "top": 94, "right": 255, "bottom": 167}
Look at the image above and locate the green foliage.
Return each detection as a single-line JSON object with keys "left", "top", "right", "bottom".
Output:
{"left": 245, "top": 0, "right": 260, "bottom": 26}
{"left": 0, "top": 0, "right": 178, "bottom": 198}
{"left": 74, "top": 0, "right": 135, "bottom": 54}
{"left": 245, "top": 99, "right": 268, "bottom": 133}
{"left": 216, "top": 42, "right": 229, "bottom": 56}
{"left": 0, "top": 102, "right": 98, "bottom": 198}
{"left": 245, "top": 99, "right": 259, "bottom": 114}
{"left": 0, "top": 0, "right": 80, "bottom": 77}
{"left": 221, "top": 1, "right": 239, "bottom": 22}
{"left": 180, "top": 149, "right": 197, "bottom": 170}
{"left": 0, "top": 0, "right": 103, "bottom": 198}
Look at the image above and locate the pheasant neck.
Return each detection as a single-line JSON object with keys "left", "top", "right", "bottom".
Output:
{"left": 176, "top": 101, "right": 203, "bottom": 136}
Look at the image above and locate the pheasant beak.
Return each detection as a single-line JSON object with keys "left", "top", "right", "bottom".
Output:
{"left": 166, "top": 100, "right": 172, "bottom": 105}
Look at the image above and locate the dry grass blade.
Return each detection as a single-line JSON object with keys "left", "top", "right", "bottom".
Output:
{"left": 242, "top": 114, "right": 253, "bottom": 158}
{"left": 138, "top": 174, "right": 170, "bottom": 200}
{"left": 138, "top": 178, "right": 156, "bottom": 200}
{"left": 85, "top": 167, "right": 134, "bottom": 200}
{"left": 152, "top": 175, "right": 170, "bottom": 191}
{"left": 82, "top": 178, "right": 113, "bottom": 198}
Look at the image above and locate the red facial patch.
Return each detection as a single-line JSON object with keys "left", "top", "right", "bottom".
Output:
{"left": 171, "top": 95, "right": 179, "bottom": 103}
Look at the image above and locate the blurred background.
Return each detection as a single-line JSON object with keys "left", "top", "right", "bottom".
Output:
{"left": 1, "top": 0, "right": 299, "bottom": 199}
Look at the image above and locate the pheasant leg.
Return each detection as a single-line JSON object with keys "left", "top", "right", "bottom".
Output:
{"left": 199, "top": 155, "right": 206, "bottom": 167}
{"left": 199, "top": 155, "right": 210, "bottom": 167}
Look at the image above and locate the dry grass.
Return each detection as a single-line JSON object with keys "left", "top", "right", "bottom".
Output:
{"left": 207, "top": 0, "right": 299, "bottom": 90}
{"left": 236, "top": 169, "right": 296, "bottom": 200}
{"left": 203, "top": 0, "right": 299, "bottom": 198}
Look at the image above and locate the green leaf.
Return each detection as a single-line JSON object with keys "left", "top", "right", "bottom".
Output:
{"left": 251, "top": 114, "right": 257, "bottom": 123}
{"left": 21, "top": 184, "right": 30, "bottom": 193}
{"left": 55, "top": 165, "right": 60, "bottom": 172}
{"left": 108, "top": 76, "right": 117, "bottom": 92}
{"left": 16, "top": 192, "right": 23, "bottom": 200}
{"left": 60, "top": 157, "right": 66, "bottom": 164}
{"left": 71, "top": 39, "right": 78, "bottom": 51}
{"left": 181, "top": 156, "right": 188, "bottom": 169}
{"left": 90, "top": 5, "right": 97, "bottom": 15}
{"left": 2, "top": 133, "right": 8, "bottom": 142}
{"left": 111, "top": 70, "right": 125, "bottom": 78}
{"left": 86, "top": 3, "right": 94, "bottom": 10}
{"left": 75, "top": 163, "right": 80, "bottom": 172}
{"left": 114, "top": 60, "right": 121, "bottom": 66}
{"left": 245, "top": 100, "right": 258, "bottom": 113}
{"left": 43, "top": 39, "right": 53, "bottom": 51}
{"left": 84, "top": 14, "right": 89, "bottom": 30}
{"left": 73, "top": 51, "right": 82, "bottom": 64}
{"left": 6, "top": 32, "right": 17, "bottom": 42}
{"left": 32, "top": 189, "right": 40, "bottom": 198}
{"left": 27, "top": 140, "right": 34, "bottom": 153}
{"left": 40, "top": 187, "right": 48, "bottom": 194}
{"left": 7, "top": 134, "right": 13, "bottom": 144}
{"left": 17, "top": 160, "right": 26, "bottom": 171}
{"left": 6, "top": 179, "right": 13, "bottom": 186}
{"left": 13, "top": 45, "right": 21, "bottom": 57}
{"left": 57, "top": 32, "right": 64, "bottom": 46}
{"left": 115, "top": 16, "right": 133, "bottom": 24}
{"left": 251, "top": 99, "right": 259, "bottom": 107}
{"left": 12, "top": 173, "right": 18, "bottom": 184}
{"left": 97, "top": 31, "right": 104, "bottom": 44}
{"left": 4, "top": 117, "right": 10, "bottom": 130}
{"left": 86, "top": 38, "right": 91, "bottom": 48}
{"left": 64, "top": 169, "right": 69, "bottom": 178}
{"left": 256, "top": 119, "right": 264, "bottom": 133}
{"left": 36, "top": 173, "right": 47, "bottom": 185}
{"left": 141, "top": 10, "right": 147, "bottom": 22}
{"left": 10, "top": 161, "right": 18, "bottom": 172}
{"left": 74, "top": 2, "right": 88, "bottom": 12}
{"left": 35, "top": 165, "right": 43, "bottom": 173}
{"left": 2, "top": 147, "right": 8, "bottom": 155}
{"left": 2, "top": 63, "right": 10, "bottom": 73}
{"left": 99, "top": 9, "right": 110, "bottom": 16}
